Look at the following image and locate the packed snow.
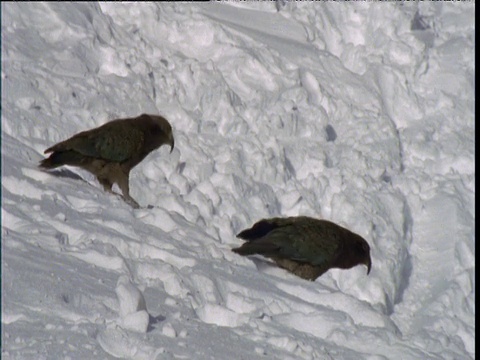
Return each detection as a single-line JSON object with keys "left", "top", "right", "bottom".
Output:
{"left": 1, "top": 2, "right": 474, "bottom": 359}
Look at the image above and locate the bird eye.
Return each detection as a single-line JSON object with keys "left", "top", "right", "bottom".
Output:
{"left": 356, "top": 241, "right": 369, "bottom": 254}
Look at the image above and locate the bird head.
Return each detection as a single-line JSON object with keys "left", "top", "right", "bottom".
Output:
{"left": 340, "top": 232, "right": 372, "bottom": 275}
{"left": 147, "top": 115, "right": 175, "bottom": 153}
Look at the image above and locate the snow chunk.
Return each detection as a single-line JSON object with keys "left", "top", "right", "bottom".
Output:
{"left": 115, "top": 275, "right": 149, "bottom": 333}
{"left": 116, "top": 275, "right": 147, "bottom": 317}
{"left": 195, "top": 303, "right": 248, "bottom": 328}
{"left": 161, "top": 323, "right": 177, "bottom": 338}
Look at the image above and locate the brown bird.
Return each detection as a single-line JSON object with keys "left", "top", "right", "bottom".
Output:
{"left": 232, "top": 216, "right": 372, "bottom": 281}
{"left": 39, "top": 114, "right": 174, "bottom": 208}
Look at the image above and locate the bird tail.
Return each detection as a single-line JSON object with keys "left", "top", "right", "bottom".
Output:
{"left": 237, "top": 219, "right": 279, "bottom": 241}
{"left": 232, "top": 241, "right": 279, "bottom": 257}
{"left": 232, "top": 244, "right": 253, "bottom": 256}
{"left": 39, "top": 151, "right": 84, "bottom": 169}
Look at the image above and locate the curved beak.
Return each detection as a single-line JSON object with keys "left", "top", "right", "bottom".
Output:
{"left": 169, "top": 134, "right": 175, "bottom": 153}
{"left": 365, "top": 256, "right": 372, "bottom": 275}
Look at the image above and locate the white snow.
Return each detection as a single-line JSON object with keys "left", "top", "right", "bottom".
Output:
{"left": 1, "top": 2, "right": 474, "bottom": 360}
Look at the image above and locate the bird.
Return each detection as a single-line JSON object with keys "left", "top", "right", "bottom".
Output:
{"left": 39, "top": 114, "right": 174, "bottom": 208}
{"left": 232, "top": 216, "right": 372, "bottom": 281}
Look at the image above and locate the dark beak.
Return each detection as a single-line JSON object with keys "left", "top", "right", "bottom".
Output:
{"left": 365, "top": 256, "right": 372, "bottom": 275}
{"left": 169, "top": 134, "right": 175, "bottom": 153}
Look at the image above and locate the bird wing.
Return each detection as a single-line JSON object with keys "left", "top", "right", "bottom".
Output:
{"left": 46, "top": 121, "right": 145, "bottom": 163}
{"left": 265, "top": 223, "right": 340, "bottom": 266}
{"left": 237, "top": 217, "right": 340, "bottom": 267}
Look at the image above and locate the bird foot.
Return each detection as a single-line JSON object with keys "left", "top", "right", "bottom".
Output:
{"left": 123, "top": 196, "right": 140, "bottom": 209}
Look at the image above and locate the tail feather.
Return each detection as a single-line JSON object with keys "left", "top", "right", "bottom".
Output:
{"left": 237, "top": 219, "right": 279, "bottom": 241}
{"left": 232, "top": 241, "right": 280, "bottom": 257}
{"left": 39, "top": 151, "right": 84, "bottom": 169}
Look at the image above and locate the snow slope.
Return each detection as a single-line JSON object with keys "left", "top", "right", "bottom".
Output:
{"left": 1, "top": 2, "right": 475, "bottom": 359}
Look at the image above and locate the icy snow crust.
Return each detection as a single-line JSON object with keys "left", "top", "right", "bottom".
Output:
{"left": 1, "top": 2, "right": 474, "bottom": 359}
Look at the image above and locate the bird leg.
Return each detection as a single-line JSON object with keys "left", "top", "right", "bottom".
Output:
{"left": 96, "top": 164, "right": 140, "bottom": 209}
{"left": 273, "top": 257, "right": 325, "bottom": 281}
{"left": 116, "top": 170, "right": 140, "bottom": 209}
{"left": 97, "top": 177, "right": 113, "bottom": 193}
{"left": 97, "top": 175, "right": 128, "bottom": 204}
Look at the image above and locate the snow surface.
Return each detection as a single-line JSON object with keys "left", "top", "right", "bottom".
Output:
{"left": 1, "top": 2, "right": 475, "bottom": 359}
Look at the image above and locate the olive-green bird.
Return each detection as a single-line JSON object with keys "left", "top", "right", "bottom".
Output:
{"left": 39, "top": 114, "right": 174, "bottom": 208}
{"left": 232, "top": 216, "right": 372, "bottom": 281}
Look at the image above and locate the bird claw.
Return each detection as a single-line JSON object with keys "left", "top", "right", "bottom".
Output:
{"left": 122, "top": 196, "right": 140, "bottom": 209}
